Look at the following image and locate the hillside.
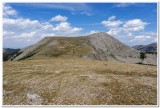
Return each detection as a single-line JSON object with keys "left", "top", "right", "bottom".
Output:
{"left": 11, "top": 32, "right": 141, "bottom": 64}
{"left": 3, "top": 58, "right": 157, "bottom": 105}
{"left": 133, "top": 42, "right": 157, "bottom": 52}
{"left": 133, "top": 43, "right": 157, "bottom": 65}
{"left": 3, "top": 48, "right": 20, "bottom": 61}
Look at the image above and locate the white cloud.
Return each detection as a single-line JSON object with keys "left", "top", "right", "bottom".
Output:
{"left": 127, "top": 35, "right": 154, "bottom": 45}
{"left": 123, "top": 19, "right": 148, "bottom": 32}
{"left": 88, "top": 30, "right": 99, "bottom": 35}
{"left": 102, "top": 16, "right": 123, "bottom": 28}
{"left": 80, "top": 12, "right": 93, "bottom": 16}
{"left": 3, "top": 31, "right": 15, "bottom": 36}
{"left": 19, "top": 32, "right": 36, "bottom": 38}
{"left": 127, "top": 32, "right": 133, "bottom": 36}
{"left": 102, "top": 20, "right": 123, "bottom": 28}
{"left": 3, "top": 18, "right": 42, "bottom": 32}
{"left": 41, "top": 33, "right": 55, "bottom": 37}
{"left": 3, "top": 4, "right": 17, "bottom": 17}
{"left": 52, "top": 22, "right": 83, "bottom": 35}
{"left": 108, "top": 16, "right": 116, "bottom": 21}
{"left": 71, "top": 27, "right": 83, "bottom": 32}
{"left": 102, "top": 16, "right": 156, "bottom": 45}
{"left": 27, "top": 3, "right": 93, "bottom": 16}
{"left": 134, "top": 35, "right": 151, "bottom": 40}
{"left": 50, "top": 15, "right": 67, "bottom": 22}
{"left": 115, "top": 3, "right": 135, "bottom": 8}
{"left": 154, "top": 37, "right": 157, "bottom": 42}
{"left": 107, "top": 28, "right": 123, "bottom": 36}
{"left": 41, "top": 24, "right": 53, "bottom": 30}
{"left": 52, "top": 22, "right": 70, "bottom": 31}
{"left": 3, "top": 18, "right": 42, "bottom": 39}
{"left": 143, "top": 31, "right": 157, "bottom": 36}
{"left": 28, "top": 3, "right": 90, "bottom": 12}
{"left": 102, "top": 16, "right": 150, "bottom": 38}
{"left": 4, "top": 17, "right": 83, "bottom": 41}
{"left": 125, "top": 26, "right": 145, "bottom": 32}
{"left": 123, "top": 19, "right": 147, "bottom": 27}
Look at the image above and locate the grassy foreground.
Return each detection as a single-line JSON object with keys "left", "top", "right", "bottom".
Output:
{"left": 3, "top": 58, "right": 157, "bottom": 105}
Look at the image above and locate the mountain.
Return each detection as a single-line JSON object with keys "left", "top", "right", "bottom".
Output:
{"left": 3, "top": 48, "right": 20, "bottom": 61}
{"left": 133, "top": 42, "right": 157, "bottom": 52}
{"left": 133, "top": 42, "right": 157, "bottom": 65}
{"left": 11, "top": 32, "right": 142, "bottom": 64}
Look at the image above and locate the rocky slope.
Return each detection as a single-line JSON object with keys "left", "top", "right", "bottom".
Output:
{"left": 85, "top": 32, "right": 140, "bottom": 63}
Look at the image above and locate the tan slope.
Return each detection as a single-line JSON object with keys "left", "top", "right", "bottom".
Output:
{"left": 14, "top": 36, "right": 91, "bottom": 60}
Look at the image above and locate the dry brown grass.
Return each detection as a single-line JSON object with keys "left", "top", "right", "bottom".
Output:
{"left": 3, "top": 58, "right": 157, "bottom": 105}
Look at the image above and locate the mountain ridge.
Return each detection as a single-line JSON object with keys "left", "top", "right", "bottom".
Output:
{"left": 11, "top": 32, "right": 141, "bottom": 63}
{"left": 8, "top": 32, "right": 157, "bottom": 65}
{"left": 133, "top": 42, "right": 157, "bottom": 52}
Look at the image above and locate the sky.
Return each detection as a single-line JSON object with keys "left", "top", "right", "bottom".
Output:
{"left": 3, "top": 3, "right": 157, "bottom": 48}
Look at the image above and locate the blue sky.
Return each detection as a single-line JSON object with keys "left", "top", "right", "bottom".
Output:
{"left": 3, "top": 3, "right": 157, "bottom": 48}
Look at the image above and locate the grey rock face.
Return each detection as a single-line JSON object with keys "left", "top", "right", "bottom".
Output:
{"left": 85, "top": 32, "right": 141, "bottom": 63}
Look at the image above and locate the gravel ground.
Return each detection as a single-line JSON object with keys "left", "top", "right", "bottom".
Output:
{"left": 3, "top": 58, "right": 157, "bottom": 105}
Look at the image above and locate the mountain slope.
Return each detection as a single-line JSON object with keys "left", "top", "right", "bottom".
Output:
{"left": 13, "top": 36, "right": 91, "bottom": 60}
{"left": 133, "top": 42, "right": 157, "bottom": 52}
{"left": 85, "top": 32, "right": 140, "bottom": 63}
{"left": 3, "top": 48, "right": 20, "bottom": 61}
{"left": 132, "top": 42, "right": 157, "bottom": 65}
{"left": 12, "top": 32, "right": 141, "bottom": 63}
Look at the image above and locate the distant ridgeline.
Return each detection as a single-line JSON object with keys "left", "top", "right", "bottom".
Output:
{"left": 133, "top": 42, "right": 157, "bottom": 66}
{"left": 133, "top": 42, "right": 157, "bottom": 53}
{"left": 3, "top": 48, "right": 20, "bottom": 61}
{"left": 3, "top": 32, "right": 157, "bottom": 65}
